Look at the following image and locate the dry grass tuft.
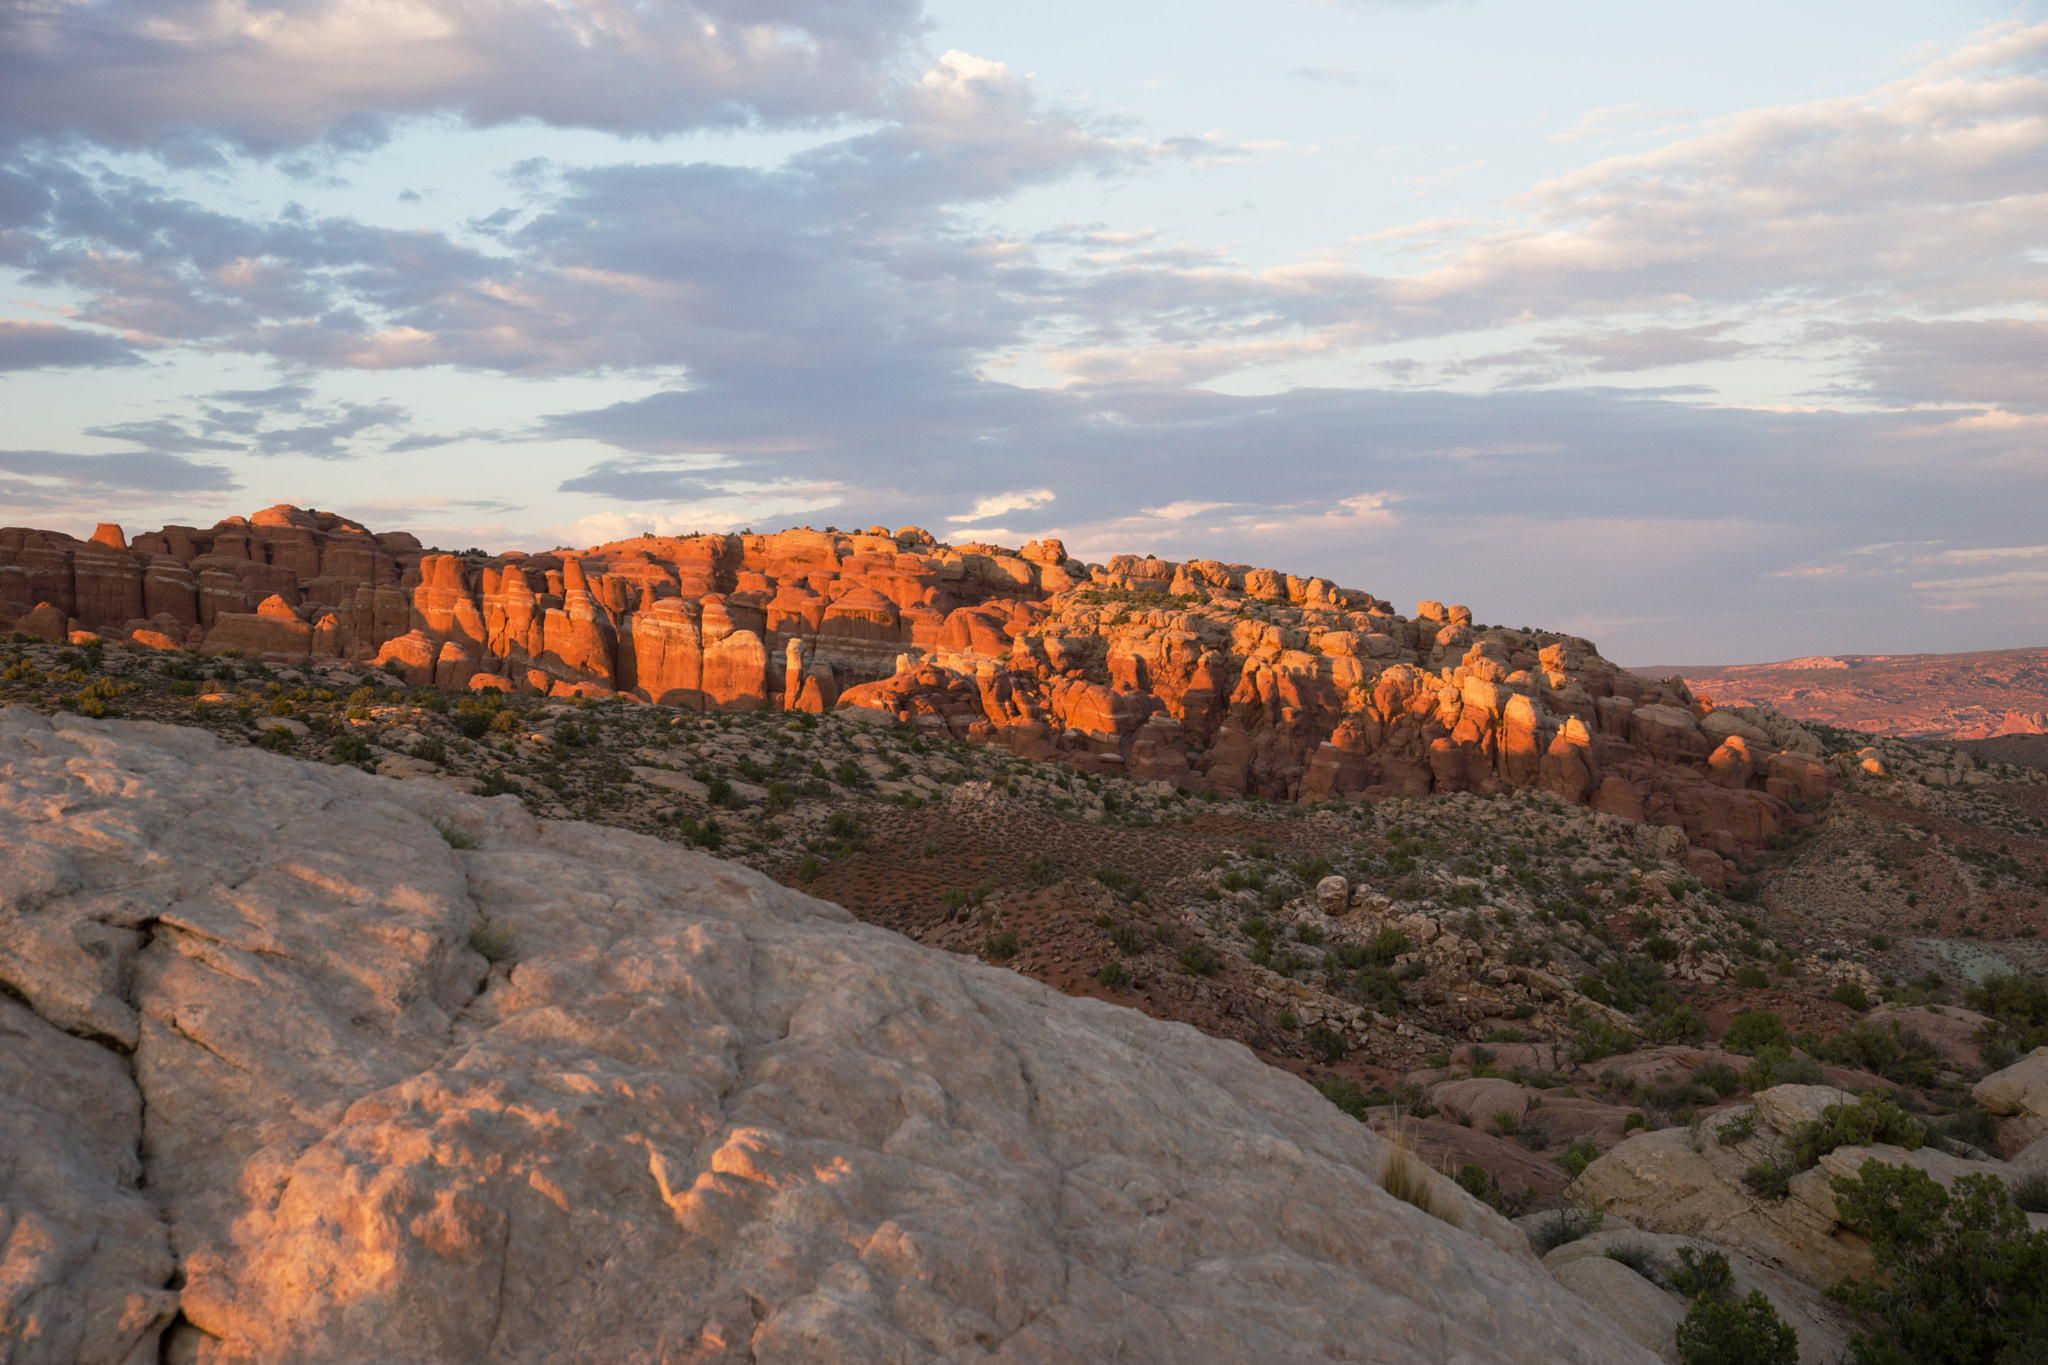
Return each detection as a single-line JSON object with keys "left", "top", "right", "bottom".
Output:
{"left": 1378, "top": 1117, "right": 1463, "bottom": 1228}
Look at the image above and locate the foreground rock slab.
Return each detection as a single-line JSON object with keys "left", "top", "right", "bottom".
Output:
{"left": 0, "top": 710, "right": 1651, "bottom": 1365}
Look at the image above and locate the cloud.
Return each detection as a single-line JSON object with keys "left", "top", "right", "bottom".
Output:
{"left": 1839, "top": 319, "right": 2048, "bottom": 412}
{"left": 0, "top": 0, "right": 929, "bottom": 152}
{"left": 0, "top": 319, "right": 145, "bottom": 370}
{"left": 1290, "top": 66, "right": 1387, "bottom": 89}
{"left": 950, "top": 488, "right": 1055, "bottom": 523}
{"left": 0, "top": 448, "right": 237, "bottom": 513}
{"left": 1141, "top": 500, "right": 1230, "bottom": 520}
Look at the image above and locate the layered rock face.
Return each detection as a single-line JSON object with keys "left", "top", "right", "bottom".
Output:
{"left": 0, "top": 709, "right": 1653, "bottom": 1365}
{"left": 0, "top": 506, "right": 1831, "bottom": 857}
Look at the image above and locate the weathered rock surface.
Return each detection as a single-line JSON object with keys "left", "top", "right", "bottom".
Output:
{"left": 0, "top": 709, "right": 1652, "bottom": 1365}
{"left": 0, "top": 506, "right": 1834, "bottom": 857}
{"left": 1974, "top": 1045, "right": 2048, "bottom": 1119}
{"left": 1539, "top": 1226, "right": 1854, "bottom": 1365}
{"left": 1567, "top": 1087, "right": 2045, "bottom": 1293}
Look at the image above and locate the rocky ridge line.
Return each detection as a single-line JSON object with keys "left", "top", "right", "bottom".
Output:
{"left": 4, "top": 506, "right": 1835, "bottom": 868}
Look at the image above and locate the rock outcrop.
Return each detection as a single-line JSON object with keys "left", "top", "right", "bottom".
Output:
{"left": 0, "top": 708, "right": 1653, "bottom": 1365}
{"left": 1567, "top": 1085, "right": 2048, "bottom": 1294}
{"left": 0, "top": 507, "right": 1835, "bottom": 857}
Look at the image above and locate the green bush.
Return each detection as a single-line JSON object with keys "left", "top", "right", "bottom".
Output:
{"left": 1668, "top": 1245, "right": 1735, "bottom": 1302}
{"left": 1816, "top": 1021, "right": 1941, "bottom": 1088}
{"left": 1314, "top": 1076, "right": 1372, "bottom": 1119}
{"left": 255, "top": 725, "right": 295, "bottom": 753}
{"left": 1675, "top": 1290, "right": 1798, "bottom": 1365}
{"left": 1742, "top": 1044, "right": 1825, "bottom": 1091}
{"left": 1556, "top": 1138, "right": 1601, "bottom": 1179}
{"left": 1828, "top": 1162, "right": 2048, "bottom": 1363}
{"left": 1724, "top": 1009, "right": 1790, "bottom": 1056}
{"left": 1095, "top": 960, "right": 1127, "bottom": 989}
{"left": 2011, "top": 1171, "right": 2048, "bottom": 1215}
{"left": 1734, "top": 964, "right": 1770, "bottom": 989}
{"left": 1304, "top": 1023, "right": 1346, "bottom": 1062}
{"left": 1716, "top": 1111, "right": 1759, "bottom": 1146}
{"left": 1786, "top": 1094, "right": 1923, "bottom": 1172}
{"left": 1570, "top": 1016, "right": 1638, "bottom": 1063}
{"left": 1643, "top": 1003, "right": 1708, "bottom": 1046}
{"left": 1693, "top": 1062, "right": 1741, "bottom": 1097}
{"left": 1178, "top": 940, "right": 1220, "bottom": 976}
{"left": 329, "top": 733, "right": 372, "bottom": 764}
{"left": 985, "top": 933, "right": 1019, "bottom": 961}
{"left": 1831, "top": 980, "right": 1872, "bottom": 1012}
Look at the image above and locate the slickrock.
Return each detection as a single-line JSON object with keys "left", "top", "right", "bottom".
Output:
{"left": 1973, "top": 1045, "right": 2048, "bottom": 1119}
{"left": 0, "top": 709, "right": 1652, "bottom": 1365}
{"left": 1538, "top": 1226, "right": 1853, "bottom": 1365}
{"left": 1567, "top": 1087, "right": 2045, "bottom": 1293}
{"left": 0, "top": 507, "right": 1839, "bottom": 860}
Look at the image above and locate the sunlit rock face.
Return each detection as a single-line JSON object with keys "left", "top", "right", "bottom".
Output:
{"left": 0, "top": 709, "right": 1654, "bottom": 1365}
{"left": 3, "top": 506, "right": 1838, "bottom": 860}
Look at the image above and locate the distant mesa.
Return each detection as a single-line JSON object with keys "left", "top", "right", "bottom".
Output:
{"left": 0, "top": 503, "right": 1848, "bottom": 866}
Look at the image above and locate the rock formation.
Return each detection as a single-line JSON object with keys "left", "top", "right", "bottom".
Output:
{"left": 0, "top": 708, "right": 1653, "bottom": 1364}
{"left": 0, "top": 506, "right": 1838, "bottom": 859}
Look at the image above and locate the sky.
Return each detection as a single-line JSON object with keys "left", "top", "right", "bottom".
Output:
{"left": 3, "top": 0, "right": 2046, "bottom": 663}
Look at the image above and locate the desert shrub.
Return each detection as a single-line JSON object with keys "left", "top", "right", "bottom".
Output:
{"left": 793, "top": 854, "right": 821, "bottom": 884}
{"left": 1354, "top": 966, "right": 1404, "bottom": 1013}
{"left": 1314, "top": 1076, "right": 1372, "bottom": 1119}
{"left": 984, "top": 933, "right": 1019, "bottom": 961}
{"left": 1643, "top": 1002, "right": 1709, "bottom": 1046}
{"left": 1108, "top": 922, "right": 1143, "bottom": 955}
{"left": 1095, "top": 960, "right": 1127, "bottom": 989}
{"left": 1605, "top": 1242, "right": 1664, "bottom": 1283}
{"left": 1816, "top": 1021, "right": 1941, "bottom": 1088}
{"left": 431, "top": 817, "right": 481, "bottom": 850}
{"left": 1570, "top": 1015, "right": 1638, "bottom": 1064}
{"left": 1304, "top": 1023, "right": 1346, "bottom": 1062}
{"left": 1831, "top": 980, "right": 1872, "bottom": 1012}
{"left": 1675, "top": 1290, "right": 1798, "bottom": 1365}
{"left": 2010, "top": 1171, "right": 2048, "bottom": 1215}
{"left": 1644, "top": 933, "right": 1682, "bottom": 963}
{"left": 1556, "top": 1138, "right": 1601, "bottom": 1179}
{"left": 1524, "top": 1203, "right": 1604, "bottom": 1254}
{"left": 824, "top": 809, "right": 862, "bottom": 844}
{"left": 1787, "top": 1094, "right": 1923, "bottom": 1173}
{"left": 1091, "top": 866, "right": 1134, "bottom": 892}
{"left": 1735, "top": 965, "right": 1770, "bottom": 989}
{"left": 1486, "top": 1108, "right": 1521, "bottom": 1138}
{"left": 1744, "top": 1153, "right": 1797, "bottom": 1201}
{"left": 468, "top": 916, "right": 515, "bottom": 962}
{"left": 412, "top": 735, "right": 447, "bottom": 765}
{"left": 1179, "top": 940, "right": 1220, "bottom": 976}
{"left": 1828, "top": 1162, "right": 2048, "bottom": 1364}
{"left": 255, "top": 725, "right": 295, "bottom": 753}
{"left": 1294, "top": 854, "right": 1333, "bottom": 884}
{"left": 1724, "top": 1009, "right": 1791, "bottom": 1056}
{"left": 1742, "top": 1044, "right": 1825, "bottom": 1091}
{"left": 1717, "top": 1111, "right": 1759, "bottom": 1146}
{"left": 477, "top": 770, "right": 517, "bottom": 798}
{"left": 1623, "top": 1112, "right": 1647, "bottom": 1133}
{"left": 1024, "top": 852, "right": 1060, "bottom": 885}
{"left": 329, "top": 733, "right": 371, "bottom": 764}
{"left": 1965, "top": 971, "right": 2048, "bottom": 1066}
{"left": 1694, "top": 1062, "right": 1742, "bottom": 1097}
{"left": 451, "top": 705, "right": 496, "bottom": 739}
{"left": 1379, "top": 1122, "right": 1462, "bottom": 1228}
{"left": 1454, "top": 1164, "right": 1533, "bottom": 1217}
{"left": 1930, "top": 1102, "right": 1997, "bottom": 1152}
{"left": 1667, "top": 1245, "right": 1735, "bottom": 1302}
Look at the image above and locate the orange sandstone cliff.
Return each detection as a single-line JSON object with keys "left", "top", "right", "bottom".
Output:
{"left": 0, "top": 504, "right": 1833, "bottom": 870}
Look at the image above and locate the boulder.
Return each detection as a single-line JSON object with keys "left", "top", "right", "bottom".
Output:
{"left": 1973, "top": 1046, "right": 2048, "bottom": 1119}
{"left": 0, "top": 709, "right": 1652, "bottom": 1365}
{"left": 1547, "top": 1255, "right": 1684, "bottom": 1363}
{"left": 1315, "top": 875, "right": 1351, "bottom": 915}
{"left": 1752, "top": 1084, "right": 1861, "bottom": 1133}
